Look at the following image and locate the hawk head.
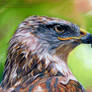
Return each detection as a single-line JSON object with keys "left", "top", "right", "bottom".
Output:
{"left": 1, "top": 16, "right": 92, "bottom": 91}
{"left": 14, "top": 16, "right": 92, "bottom": 61}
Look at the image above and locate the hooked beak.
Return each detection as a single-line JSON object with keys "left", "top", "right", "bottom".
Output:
{"left": 80, "top": 28, "right": 92, "bottom": 45}
{"left": 81, "top": 33, "right": 92, "bottom": 44}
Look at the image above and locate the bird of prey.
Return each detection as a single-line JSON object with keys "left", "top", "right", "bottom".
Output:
{"left": 0, "top": 16, "right": 92, "bottom": 92}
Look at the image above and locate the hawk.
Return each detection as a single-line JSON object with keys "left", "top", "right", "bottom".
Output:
{"left": 0, "top": 16, "right": 92, "bottom": 92}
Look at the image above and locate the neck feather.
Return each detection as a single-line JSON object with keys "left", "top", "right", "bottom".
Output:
{"left": 1, "top": 33, "right": 78, "bottom": 89}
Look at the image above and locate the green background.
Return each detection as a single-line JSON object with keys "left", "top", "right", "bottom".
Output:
{"left": 0, "top": 0, "right": 92, "bottom": 90}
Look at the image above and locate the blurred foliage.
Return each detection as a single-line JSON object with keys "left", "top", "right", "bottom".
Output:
{"left": 68, "top": 44, "right": 92, "bottom": 88}
{"left": 0, "top": 0, "right": 92, "bottom": 89}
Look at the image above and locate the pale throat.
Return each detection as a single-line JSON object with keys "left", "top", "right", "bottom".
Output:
{"left": 40, "top": 42, "right": 78, "bottom": 84}
{"left": 54, "top": 42, "right": 77, "bottom": 62}
{"left": 40, "top": 48, "right": 77, "bottom": 84}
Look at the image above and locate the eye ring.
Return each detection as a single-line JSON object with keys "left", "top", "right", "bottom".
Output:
{"left": 55, "top": 25, "right": 64, "bottom": 33}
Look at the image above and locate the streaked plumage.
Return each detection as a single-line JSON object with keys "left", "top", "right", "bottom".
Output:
{"left": 0, "top": 16, "right": 92, "bottom": 92}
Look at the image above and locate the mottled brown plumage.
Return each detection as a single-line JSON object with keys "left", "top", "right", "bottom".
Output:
{"left": 0, "top": 16, "right": 92, "bottom": 92}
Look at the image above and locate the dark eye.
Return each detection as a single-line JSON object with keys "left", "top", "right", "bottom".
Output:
{"left": 55, "top": 25, "right": 64, "bottom": 33}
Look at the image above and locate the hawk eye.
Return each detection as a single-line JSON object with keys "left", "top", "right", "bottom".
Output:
{"left": 55, "top": 25, "right": 64, "bottom": 34}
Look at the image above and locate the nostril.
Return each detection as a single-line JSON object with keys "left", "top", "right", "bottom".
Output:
{"left": 80, "top": 31, "right": 85, "bottom": 35}
{"left": 80, "top": 28, "right": 87, "bottom": 36}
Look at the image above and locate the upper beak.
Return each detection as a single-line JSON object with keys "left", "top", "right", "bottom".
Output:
{"left": 81, "top": 33, "right": 92, "bottom": 44}
{"left": 80, "top": 28, "right": 92, "bottom": 44}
